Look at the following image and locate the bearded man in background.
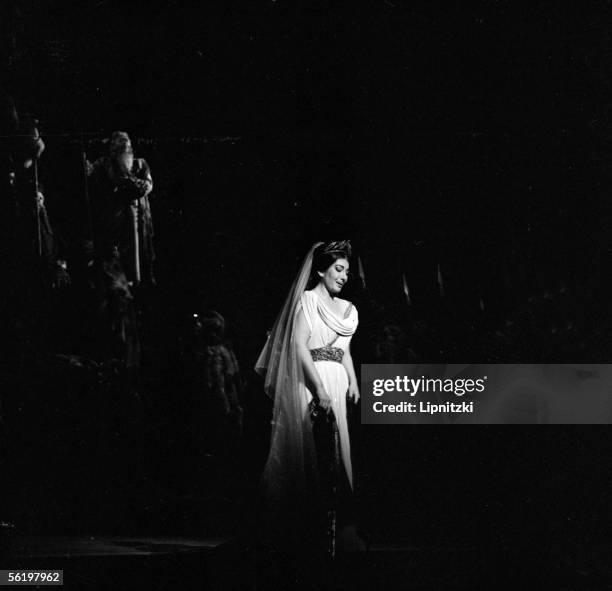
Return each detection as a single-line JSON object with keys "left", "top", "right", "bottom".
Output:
{"left": 87, "top": 131, "right": 155, "bottom": 367}
{"left": 88, "top": 131, "right": 155, "bottom": 286}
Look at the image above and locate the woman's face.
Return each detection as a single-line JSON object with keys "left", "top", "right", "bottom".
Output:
{"left": 318, "top": 257, "right": 349, "bottom": 295}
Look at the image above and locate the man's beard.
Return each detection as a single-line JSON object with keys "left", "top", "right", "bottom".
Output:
{"left": 113, "top": 151, "right": 134, "bottom": 176}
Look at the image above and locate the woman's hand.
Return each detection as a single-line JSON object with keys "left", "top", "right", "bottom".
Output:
{"left": 316, "top": 384, "right": 333, "bottom": 413}
{"left": 347, "top": 382, "right": 360, "bottom": 404}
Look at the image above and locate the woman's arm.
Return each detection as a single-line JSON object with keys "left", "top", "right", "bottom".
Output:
{"left": 294, "top": 307, "right": 332, "bottom": 412}
{"left": 342, "top": 343, "right": 360, "bottom": 404}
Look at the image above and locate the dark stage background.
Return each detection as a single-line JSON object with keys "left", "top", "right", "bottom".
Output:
{"left": 2, "top": 0, "right": 612, "bottom": 577}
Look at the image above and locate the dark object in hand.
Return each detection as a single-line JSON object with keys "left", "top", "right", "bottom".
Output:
{"left": 116, "top": 175, "right": 149, "bottom": 200}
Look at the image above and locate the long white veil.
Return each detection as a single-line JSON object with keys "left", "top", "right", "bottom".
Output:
{"left": 255, "top": 242, "right": 323, "bottom": 542}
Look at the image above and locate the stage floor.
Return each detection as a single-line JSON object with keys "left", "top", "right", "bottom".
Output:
{"left": 7, "top": 534, "right": 610, "bottom": 590}
{"left": 11, "top": 535, "right": 226, "bottom": 558}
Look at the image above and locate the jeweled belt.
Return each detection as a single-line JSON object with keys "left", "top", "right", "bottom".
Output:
{"left": 310, "top": 346, "right": 344, "bottom": 363}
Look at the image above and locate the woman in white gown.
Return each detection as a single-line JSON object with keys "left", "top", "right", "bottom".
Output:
{"left": 255, "top": 240, "right": 361, "bottom": 553}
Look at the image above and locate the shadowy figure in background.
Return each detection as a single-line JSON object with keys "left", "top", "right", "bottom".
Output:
{"left": 370, "top": 323, "right": 414, "bottom": 363}
{"left": 35, "top": 185, "right": 70, "bottom": 290}
{"left": 0, "top": 90, "right": 21, "bottom": 325}
{"left": 86, "top": 131, "right": 154, "bottom": 367}
{"left": 183, "top": 310, "right": 244, "bottom": 483}
{"left": 12, "top": 114, "right": 45, "bottom": 255}
{"left": 88, "top": 131, "right": 155, "bottom": 285}
{"left": 1, "top": 108, "right": 68, "bottom": 355}
{"left": 7, "top": 113, "right": 46, "bottom": 281}
{"left": 202, "top": 311, "right": 243, "bottom": 454}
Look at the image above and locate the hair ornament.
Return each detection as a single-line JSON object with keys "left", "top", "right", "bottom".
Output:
{"left": 322, "top": 240, "right": 352, "bottom": 257}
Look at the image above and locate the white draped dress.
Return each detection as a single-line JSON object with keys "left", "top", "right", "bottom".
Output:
{"left": 299, "top": 289, "right": 358, "bottom": 487}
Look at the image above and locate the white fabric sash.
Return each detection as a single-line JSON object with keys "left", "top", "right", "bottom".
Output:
{"left": 302, "top": 290, "right": 357, "bottom": 337}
